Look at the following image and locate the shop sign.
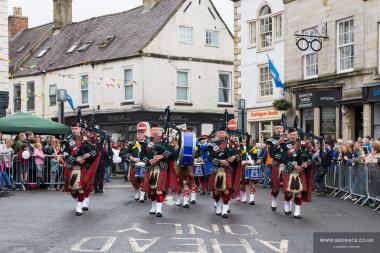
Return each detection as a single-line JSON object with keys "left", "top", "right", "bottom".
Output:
{"left": 249, "top": 110, "right": 281, "bottom": 121}
{"left": 363, "top": 85, "right": 380, "bottom": 102}
{"left": 296, "top": 89, "right": 340, "bottom": 109}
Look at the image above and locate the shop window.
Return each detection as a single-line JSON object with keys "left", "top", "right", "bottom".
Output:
{"left": 374, "top": 103, "right": 380, "bottom": 139}
{"left": 302, "top": 108, "right": 314, "bottom": 133}
{"left": 322, "top": 107, "right": 336, "bottom": 140}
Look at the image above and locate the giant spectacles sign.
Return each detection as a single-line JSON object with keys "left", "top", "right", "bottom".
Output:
{"left": 295, "top": 89, "right": 340, "bottom": 109}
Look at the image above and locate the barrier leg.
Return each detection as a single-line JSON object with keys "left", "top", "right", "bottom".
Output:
{"left": 360, "top": 197, "right": 370, "bottom": 207}
{"left": 354, "top": 196, "right": 364, "bottom": 205}
{"left": 342, "top": 192, "right": 352, "bottom": 200}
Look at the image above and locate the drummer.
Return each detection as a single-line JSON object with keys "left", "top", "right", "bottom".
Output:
{"left": 194, "top": 136, "right": 211, "bottom": 196}
{"left": 125, "top": 124, "right": 148, "bottom": 202}
{"left": 239, "top": 137, "right": 259, "bottom": 205}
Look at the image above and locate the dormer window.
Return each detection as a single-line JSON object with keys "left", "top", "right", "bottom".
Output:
{"left": 66, "top": 42, "right": 80, "bottom": 53}
{"left": 99, "top": 36, "right": 115, "bottom": 48}
{"left": 77, "top": 41, "right": 93, "bottom": 52}
{"left": 17, "top": 43, "right": 28, "bottom": 53}
{"left": 36, "top": 47, "right": 50, "bottom": 58}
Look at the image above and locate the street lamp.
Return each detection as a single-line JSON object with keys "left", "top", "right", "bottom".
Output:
{"left": 239, "top": 98, "right": 246, "bottom": 134}
{"left": 57, "top": 89, "right": 67, "bottom": 124}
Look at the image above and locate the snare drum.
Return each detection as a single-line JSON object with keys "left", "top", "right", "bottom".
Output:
{"left": 193, "top": 162, "right": 205, "bottom": 177}
{"left": 245, "top": 165, "right": 262, "bottom": 180}
{"left": 135, "top": 162, "right": 146, "bottom": 178}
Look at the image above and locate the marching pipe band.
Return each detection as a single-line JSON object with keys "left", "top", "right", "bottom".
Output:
{"left": 61, "top": 108, "right": 319, "bottom": 219}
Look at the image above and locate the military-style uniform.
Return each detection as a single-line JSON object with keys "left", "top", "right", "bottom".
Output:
{"left": 208, "top": 137, "right": 240, "bottom": 218}
{"left": 142, "top": 137, "right": 175, "bottom": 217}
{"left": 62, "top": 122, "right": 100, "bottom": 216}
{"left": 281, "top": 137, "right": 313, "bottom": 219}
{"left": 125, "top": 139, "right": 148, "bottom": 202}
{"left": 239, "top": 143, "right": 258, "bottom": 205}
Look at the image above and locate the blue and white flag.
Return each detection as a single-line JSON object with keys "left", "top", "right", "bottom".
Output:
{"left": 66, "top": 94, "right": 75, "bottom": 111}
{"left": 267, "top": 56, "right": 285, "bottom": 90}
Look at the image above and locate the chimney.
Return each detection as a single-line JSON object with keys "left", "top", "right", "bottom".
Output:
{"left": 8, "top": 7, "right": 28, "bottom": 38}
{"left": 143, "top": 0, "right": 161, "bottom": 9}
{"left": 53, "top": 0, "right": 72, "bottom": 30}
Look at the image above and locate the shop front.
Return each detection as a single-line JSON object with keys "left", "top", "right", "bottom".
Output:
{"left": 247, "top": 108, "right": 282, "bottom": 143}
{"left": 363, "top": 83, "right": 380, "bottom": 140}
{"left": 295, "top": 89, "right": 341, "bottom": 142}
{"left": 64, "top": 110, "right": 231, "bottom": 142}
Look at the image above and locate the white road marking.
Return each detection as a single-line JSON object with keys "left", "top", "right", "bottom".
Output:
{"left": 223, "top": 225, "right": 258, "bottom": 236}
{"left": 117, "top": 223, "right": 149, "bottom": 234}
{"left": 255, "top": 239, "right": 288, "bottom": 253}
{"left": 105, "top": 184, "right": 132, "bottom": 189}
{"left": 70, "top": 237, "right": 117, "bottom": 252}
{"left": 157, "top": 223, "right": 183, "bottom": 234}
{"left": 128, "top": 237, "right": 160, "bottom": 252}
{"left": 187, "top": 224, "right": 218, "bottom": 235}
{"left": 168, "top": 238, "right": 207, "bottom": 253}
{"left": 211, "top": 238, "right": 256, "bottom": 253}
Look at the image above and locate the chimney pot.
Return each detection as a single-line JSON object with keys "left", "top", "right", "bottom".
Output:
{"left": 143, "top": 0, "right": 161, "bottom": 9}
{"left": 53, "top": 0, "right": 73, "bottom": 30}
{"left": 8, "top": 7, "right": 28, "bottom": 38}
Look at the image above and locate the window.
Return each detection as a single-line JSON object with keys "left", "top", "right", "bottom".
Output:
{"left": 178, "top": 26, "right": 193, "bottom": 44}
{"left": 218, "top": 72, "right": 232, "bottom": 103}
{"left": 259, "top": 5, "right": 272, "bottom": 48}
{"left": 259, "top": 65, "right": 273, "bottom": 96}
{"left": 248, "top": 21, "right": 256, "bottom": 46}
{"left": 205, "top": 30, "right": 219, "bottom": 46}
{"left": 322, "top": 107, "right": 336, "bottom": 141}
{"left": 274, "top": 14, "right": 282, "bottom": 39}
{"left": 36, "top": 47, "right": 50, "bottom": 58}
{"left": 13, "top": 84, "right": 21, "bottom": 112}
{"left": 17, "top": 43, "right": 28, "bottom": 53}
{"left": 337, "top": 18, "right": 354, "bottom": 72}
{"left": 80, "top": 75, "right": 89, "bottom": 104}
{"left": 176, "top": 71, "right": 189, "bottom": 102}
{"left": 49, "top": 85, "right": 57, "bottom": 106}
{"left": 124, "top": 69, "right": 133, "bottom": 101}
{"left": 66, "top": 42, "right": 80, "bottom": 53}
{"left": 304, "top": 53, "right": 318, "bottom": 78}
{"left": 77, "top": 41, "right": 93, "bottom": 52}
{"left": 302, "top": 109, "right": 314, "bottom": 133}
{"left": 27, "top": 81, "right": 35, "bottom": 111}
{"left": 303, "top": 28, "right": 318, "bottom": 79}
{"left": 99, "top": 36, "right": 115, "bottom": 48}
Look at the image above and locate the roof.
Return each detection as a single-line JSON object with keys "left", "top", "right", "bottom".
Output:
{"left": 10, "top": 0, "right": 186, "bottom": 77}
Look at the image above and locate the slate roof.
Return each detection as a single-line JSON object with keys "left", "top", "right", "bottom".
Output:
{"left": 9, "top": 0, "right": 185, "bottom": 77}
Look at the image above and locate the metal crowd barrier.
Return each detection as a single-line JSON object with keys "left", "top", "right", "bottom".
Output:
{"left": 324, "top": 161, "right": 380, "bottom": 213}
{"left": 8, "top": 154, "right": 65, "bottom": 191}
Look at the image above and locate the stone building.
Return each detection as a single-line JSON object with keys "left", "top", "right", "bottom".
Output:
{"left": 0, "top": 0, "right": 10, "bottom": 117}
{"left": 284, "top": 0, "right": 380, "bottom": 141}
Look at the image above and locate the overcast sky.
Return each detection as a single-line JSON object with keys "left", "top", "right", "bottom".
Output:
{"left": 7, "top": 0, "right": 233, "bottom": 31}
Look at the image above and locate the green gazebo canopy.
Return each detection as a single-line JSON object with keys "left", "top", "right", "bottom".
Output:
{"left": 0, "top": 112, "right": 70, "bottom": 135}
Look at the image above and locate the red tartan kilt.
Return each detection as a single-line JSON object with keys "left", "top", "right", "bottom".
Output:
{"left": 179, "top": 172, "right": 194, "bottom": 188}
{"left": 129, "top": 165, "right": 144, "bottom": 189}
{"left": 271, "top": 164, "right": 281, "bottom": 191}
{"left": 142, "top": 167, "right": 168, "bottom": 192}
{"left": 167, "top": 161, "right": 179, "bottom": 193}
{"left": 208, "top": 168, "right": 233, "bottom": 192}
{"left": 282, "top": 171, "right": 307, "bottom": 193}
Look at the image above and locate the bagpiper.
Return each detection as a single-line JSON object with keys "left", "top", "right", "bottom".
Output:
{"left": 125, "top": 124, "right": 149, "bottom": 202}
{"left": 281, "top": 127, "right": 313, "bottom": 219}
{"left": 208, "top": 124, "right": 240, "bottom": 218}
{"left": 141, "top": 123, "right": 175, "bottom": 217}
{"left": 267, "top": 124, "right": 286, "bottom": 212}
{"left": 62, "top": 121, "right": 100, "bottom": 216}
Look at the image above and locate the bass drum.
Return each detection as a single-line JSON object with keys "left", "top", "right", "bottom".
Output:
{"left": 179, "top": 132, "right": 196, "bottom": 166}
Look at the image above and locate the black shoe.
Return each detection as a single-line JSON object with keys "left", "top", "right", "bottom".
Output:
{"left": 156, "top": 212, "right": 163, "bottom": 218}
{"left": 216, "top": 212, "right": 222, "bottom": 216}
{"left": 249, "top": 201, "right": 255, "bottom": 205}
{"left": 94, "top": 189, "right": 99, "bottom": 193}
{"left": 139, "top": 199, "right": 145, "bottom": 203}
{"left": 99, "top": 190, "right": 104, "bottom": 193}
{"left": 294, "top": 215, "right": 302, "bottom": 219}
{"left": 271, "top": 206, "right": 277, "bottom": 211}
{"left": 222, "top": 213, "right": 228, "bottom": 218}
{"left": 284, "top": 211, "right": 291, "bottom": 216}
{"left": 75, "top": 212, "right": 82, "bottom": 216}
{"left": 183, "top": 204, "right": 189, "bottom": 208}
{"left": 200, "top": 191, "right": 205, "bottom": 195}
{"left": 190, "top": 200, "right": 196, "bottom": 204}
{"left": 82, "top": 207, "right": 89, "bottom": 211}
{"left": 227, "top": 209, "right": 231, "bottom": 214}
{"left": 149, "top": 210, "right": 156, "bottom": 215}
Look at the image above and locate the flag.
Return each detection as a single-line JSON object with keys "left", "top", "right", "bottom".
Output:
{"left": 66, "top": 94, "right": 75, "bottom": 111}
{"left": 267, "top": 56, "right": 284, "bottom": 90}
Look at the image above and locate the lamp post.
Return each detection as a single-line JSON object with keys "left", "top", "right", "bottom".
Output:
{"left": 239, "top": 98, "right": 246, "bottom": 134}
{"left": 57, "top": 89, "right": 68, "bottom": 124}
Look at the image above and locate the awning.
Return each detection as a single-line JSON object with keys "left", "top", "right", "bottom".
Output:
{"left": 336, "top": 97, "right": 363, "bottom": 105}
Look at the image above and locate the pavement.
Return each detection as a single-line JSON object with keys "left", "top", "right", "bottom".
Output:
{"left": 0, "top": 178, "right": 379, "bottom": 253}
